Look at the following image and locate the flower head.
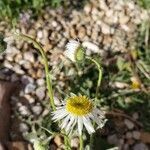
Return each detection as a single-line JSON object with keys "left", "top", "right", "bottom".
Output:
{"left": 52, "top": 95, "right": 106, "bottom": 135}
{"left": 64, "top": 40, "right": 85, "bottom": 62}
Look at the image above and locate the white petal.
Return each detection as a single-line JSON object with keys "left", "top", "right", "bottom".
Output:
{"left": 83, "top": 116, "right": 95, "bottom": 134}
{"left": 78, "top": 117, "right": 83, "bottom": 135}
{"left": 64, "top": 40, "right": 80, "bottom": 62}
{"left": 60, "top": 115, "right": 71, "bottom": 129}
{"left": 69, "top": 116, "right": 77, "bottom": 134}
{"left": 52, "top": 109, "right": 68, "bottom": 121}
{"left": 64, "top": 50, "right": 75, "bottom": 62}
{"left": 66, "top": 115, "right": 75, "bottom": 133}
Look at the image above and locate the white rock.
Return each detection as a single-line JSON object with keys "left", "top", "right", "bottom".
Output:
{"left": 13, "top": 65, "right": 25, "bottom": 74}
{"left": 119, "top": 16, "right": 130, "bottom": 24}
{"left": 4, "top": 61, "right": 13, "bottom": 69}
{"left": 37, "top": 30, "right": 43, "bottom": 39}
{"left": 124, "top": 119, "right": 134, "bottom": 129}
{"left": 19, "top": 123, "right": 29, "bottom": 132}
{"left": 71, "top": 137, "right": 79, "bottom": 148}
{"left": 114, "top": 82, "right": 129, "bottom": 89}
{"left": 25, "top": 83, "right": 36, "bottom": 94}
{"left": 126, "top": 132, "right": 132, "bottom": 139}
{"left": 19, "top": 60, "right": 31, "bottom": 69}
{"left": 84, "top": 4, "right": 91, "bottom": 14}
{"left": 36, "top": 79, "right": 45, "bottom": 86}
{"left": 42, "top": 109, "right": 49, "bottom": 117}
{"left": 101, "top": 23, "right": 111, "bottom": 34}
{"left": 6, "top": 47, "right": 19, "bottom": 54}
{"left": 5, "top": 54, "right": 14, "bottom": 61}
{"left": 132, "top": 131, "right": 141, "bottom": 140}
{"left": 19, "top": 106, "right": 31, "bottom": 116}
{"left": 32, "top": 105, "right": 43, "bottom": 115}
{"left": 52, "top": 21, "right": 58, "bottom": 27}
{"left": 24, "top": 94, "right": 35, "bottom": 104}
{"left": 35, "top": 86, "right": 46, "bottom": 100}
{"left": 23, "top": 51, "right": 35, "bottom": 63}
{"left": 127, "top": 1, "right": 135, "bottom": 10}
{"left": 120, "top": 24, "right": 130, "bottom": 32}
{"left": 82, "top": 41, "right": 101, "bottom": 53}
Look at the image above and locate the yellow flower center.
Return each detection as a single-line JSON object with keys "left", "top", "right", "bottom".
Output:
{"left": 66, "top": 95, "right": 93, "bottom": 116}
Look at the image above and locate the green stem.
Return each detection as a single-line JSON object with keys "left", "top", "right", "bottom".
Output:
{"left": 90, "top": 133, "right": 94, "bottom": 150}
{"left": 17, "top": 33, "right": 55, "bottom": 111}
{"left": 86, "top": 56, "right": 102, "bottom": 149}
{"left": 79, "top": 135, "right": 83, "bottom": 150}
{"left": 86, "top": 56, "right": 102, "bottom": 102}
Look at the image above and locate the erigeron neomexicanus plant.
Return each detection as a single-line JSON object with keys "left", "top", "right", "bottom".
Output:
{"left": 6, "top": 32, "right": 107, "bottom": 150}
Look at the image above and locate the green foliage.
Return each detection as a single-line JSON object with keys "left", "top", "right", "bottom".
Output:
{"left": 0, "top": 0, "right": 63, "bottom": 21}
{"left": 137, "top": 0, "right": 150, "bottom": 9}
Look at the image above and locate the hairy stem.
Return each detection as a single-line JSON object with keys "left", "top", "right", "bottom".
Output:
{"left": 86, "top": 56, "right": 102, "bottom": 102}
{"left": 17, "top": 33, "right": 55, "bottom": 111}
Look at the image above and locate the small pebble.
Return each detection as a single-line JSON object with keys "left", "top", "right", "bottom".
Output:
{"left": 19, "top": 123, "right": 29, "bottom": 132}
{"left": 133, "top": 143, "right": 148, "bottom": 150}
{"left": 36, "top": 79, "right": 45, "bottom": 86}
{"left": 24, "top": 83, "right": 36, "bottom": 94}
{"left": 23, "top": 51, "right": 35, "bottom": 63}
{"left": 24, "top": 94, "right": 35, "bottom": 104}
{"left": 124, "top": 119, "right": 134, "bottom": 129}
{"left": 35, "top": 86, "right": 46, "bottom": 100}
{"left": 132, "top": 112, "right": 139, "bottom": 120}
{"left": 18, "top": 106, "right": 31, "bottom": 116}
{"left": 71, "top": 137, "right": 79, "bottom": 148}
{"left": 107, "top": 134, "right": 118, "bottom": 145}
{"left": 32, "top": 105, "right": 43, "bottom": 116}
{"left": 126, "top": 132, "right": 133, "bottom": 139}
{"left": 132, "top": 131, "right": 141, "bottom": 140}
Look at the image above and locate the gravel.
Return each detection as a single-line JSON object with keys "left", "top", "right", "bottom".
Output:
{"left": 0, "top": 0, "right": 149, "bottom": 148}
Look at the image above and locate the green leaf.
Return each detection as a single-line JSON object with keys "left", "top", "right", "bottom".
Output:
{"left": 116, "top": 57, "right": 125, "bottom": 71}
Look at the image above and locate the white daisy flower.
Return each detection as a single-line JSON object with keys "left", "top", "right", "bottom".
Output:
{"left": 52, "top": 95, "right": 107, "bottom": 135}
{"left": 64, "top": 40, "right": 85, "bottom": 62}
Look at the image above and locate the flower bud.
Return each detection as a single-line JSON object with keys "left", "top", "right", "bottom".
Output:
{"left": 64, "top": 40, "right": 85, "bottom": 62}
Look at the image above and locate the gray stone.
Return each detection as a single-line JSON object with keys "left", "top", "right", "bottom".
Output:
{"left": 124, "top": 119, "right": 134, "bottom": 129}
{"left": 36, "top": 79, "right": 45, "bottom": 86}
{"left": 126, "top": 132, "right": 132, "bottom": 139}
{"left": 23, "top": 51, "right": 35, "bottom": 63}
{"left": 132, "top": 131, "right": 141, "bottom": 140}
{"left": 25, "top": 83, "right": 36, "bottom": 94}
{"left": 19, "top": 106, "right": 31, "bottom": 116}
{"left": 13, "top": 64, "right": 25, "bottom": 75}
{"left": 24, "top": 94, "right": 35, "bottom": 104}
{"left": 32, "top": 105, "right": 43, "bottom": 116}
{"left": 35, "top": 86, "right": 46, "bottom": 100}
{"left": 21, "top": 75, "right": 34, "bottom": 85}
{"left": 133, "top": 143, "right": 148, "bottom": 150}
{"left": 19, "top": 123, "right": 29, "bottom": 132}
{"left": 107, "top": 134, "right": 118, "bottom": 145}
{"left": 101, "top": 23, "right": 111, "bottom": 34}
